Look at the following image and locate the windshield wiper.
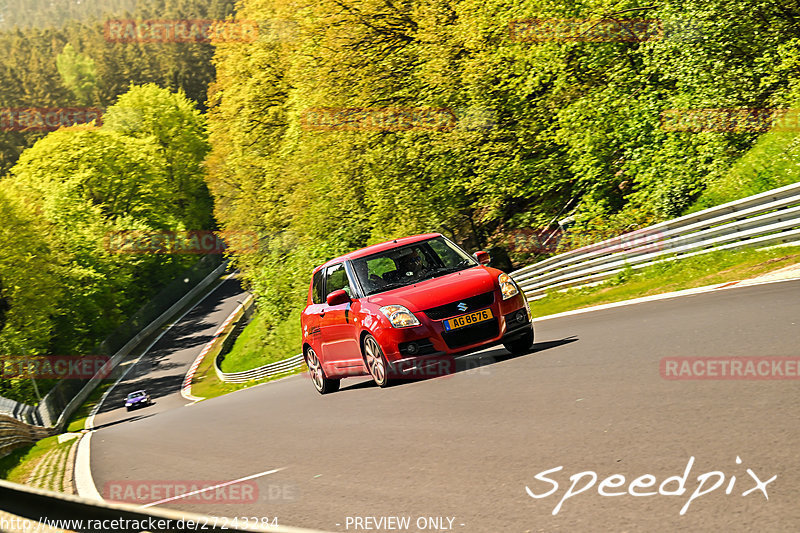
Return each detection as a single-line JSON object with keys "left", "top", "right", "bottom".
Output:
{"left": 366, "top": 282, "right": 409, "bottom": 295}
{"left": 420, "top": 260, "right": 473, "bottom": 281}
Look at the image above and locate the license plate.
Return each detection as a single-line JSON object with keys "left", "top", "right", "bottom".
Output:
{"left": 443, "top": 308, "right": 493, "bottom": 331}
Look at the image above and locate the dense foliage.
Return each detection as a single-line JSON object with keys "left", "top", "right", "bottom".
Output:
{"left": 0, "top": 84, "right": 212, "bottom": 403}
{"left": 0, "top": 0, "right": 237, "bottom": 175}
{"left": 205, "top": 0, "right": 800, "bottom": 348}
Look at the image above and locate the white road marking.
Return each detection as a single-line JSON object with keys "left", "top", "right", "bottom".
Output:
{"left": 141, "top": 468, "right": 285, "bottom": 508}
{"left": 533, "top": 275, "right": 800, "bottom": 322}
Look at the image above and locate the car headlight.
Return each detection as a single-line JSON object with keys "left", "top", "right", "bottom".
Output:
{"left": 498, "top": 273, "right": 520, "bottom": 300}
{"left": 379, "top": 305, "right": 420, "bottom": 327}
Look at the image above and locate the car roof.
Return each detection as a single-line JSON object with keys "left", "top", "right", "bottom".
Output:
{"left": 314, "top": 233, "right": 443, "bottom": 273}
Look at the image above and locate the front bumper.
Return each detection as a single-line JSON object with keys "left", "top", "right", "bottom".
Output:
{"left": 373, "top": 291, "right": 532, "bottom": 367}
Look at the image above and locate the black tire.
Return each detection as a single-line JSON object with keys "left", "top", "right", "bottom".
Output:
{"left": 306, "top": 346, "right": 340, "bottom": 394}
{"left": 503, "top": 326, "right": 534, "bottom": 355}
{"left": 363, "top": 334, "right": 394, "bottom": 388}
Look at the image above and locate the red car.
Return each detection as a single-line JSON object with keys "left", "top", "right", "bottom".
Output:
{"left": 301, "top": 233, "right": 534, "bottom": 393}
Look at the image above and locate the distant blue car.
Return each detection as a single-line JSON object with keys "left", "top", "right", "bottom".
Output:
{"left": 125, "top": 390, "right": 151, "bottom": 411}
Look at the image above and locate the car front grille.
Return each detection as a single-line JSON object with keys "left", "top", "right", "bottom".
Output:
{"left": 422, "top": 291, "right": 495, "bottom": 320}
{"left": 440, "top": 318, "right": 499, "bottom": 349}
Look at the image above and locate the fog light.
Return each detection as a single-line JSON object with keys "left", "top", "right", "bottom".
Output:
{"left": 516, "top": 310, "right": 526, "bottom": 323}
{"left": 407, "top": 342, "right": 419, "bottom": 354}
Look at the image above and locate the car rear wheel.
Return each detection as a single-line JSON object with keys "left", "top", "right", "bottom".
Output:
{"left": 503, "top": 326, "right": 534, "bottom": 355}
{"left": 306, "top": 347, "right": 340, "bottom": 394}
{"left": 364, "top": 335, "right": 393, "bottom": 388}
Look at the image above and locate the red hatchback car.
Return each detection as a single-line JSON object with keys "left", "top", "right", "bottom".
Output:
{"left": 301, "top": 233, "right": 534, "bottom": 393}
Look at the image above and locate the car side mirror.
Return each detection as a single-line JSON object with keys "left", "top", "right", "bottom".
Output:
{"left": 326, "top": 289, "right": 351, "bottom": 306}
{"left": 474, "top": 251, "right": 491, "bottom": 265}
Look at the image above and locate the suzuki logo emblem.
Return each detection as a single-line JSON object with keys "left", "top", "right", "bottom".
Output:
{"left": 457, "top": 302, "right": 468, "bottom": 312}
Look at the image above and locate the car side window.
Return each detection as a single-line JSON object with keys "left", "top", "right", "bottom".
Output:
{"left": 311, "top": 269, "right": 324, "bottom": 304}
{"left": 325, "top": 263, "right": 352, "bottom": 299}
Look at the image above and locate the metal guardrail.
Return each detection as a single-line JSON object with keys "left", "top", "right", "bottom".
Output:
{"left": 511, "top": 182, "right": 800, "bottom": 299}
{"left": 215, "top": 354, "right": 305, "bottom": 384}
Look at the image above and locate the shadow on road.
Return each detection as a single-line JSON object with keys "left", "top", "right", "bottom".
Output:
{"left": 340, "top": 335, "right": 579, "bottom": 392}
{"left": 91, "top": 412, "right": 157, "bottom": 431}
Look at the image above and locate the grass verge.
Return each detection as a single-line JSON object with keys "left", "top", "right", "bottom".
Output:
{"left": 219, "top": 309, "right": 301, "bottom": 373}
{"left": 191, "top": 354, "right": 306, "bottom": 400}
{"left": 188, "top": 305, "right": 306, "bottom": 401}
{"left": 0, "top": 435, "right": 66, "bottom": 485}
{"left": 531, "top": 245, "right": 800, "bottom": 317}
{"left": 66, "top": 379, "right": 114, "bottom": 433}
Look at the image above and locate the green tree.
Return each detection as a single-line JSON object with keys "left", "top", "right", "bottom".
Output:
{"left": 1, "top": 85, "right": 214, "bottom": 357}
{"left": 0, "top": 189, "right": 62, "bottom": 403}
{"left": 56, "top": 43, "right": 98, "bottom": 104}
{"left": 103, "top": 84, "right": 213, "bottom": 229}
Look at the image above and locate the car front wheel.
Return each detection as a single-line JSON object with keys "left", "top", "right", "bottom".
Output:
{"left": 503, "top": 326, "right": 534, "bottom": 355}
{"left": 363, "top": 334, "right": 393, "bottom": 388}
{"left": 306, "top": 346, "right": 340, "bottom": 394}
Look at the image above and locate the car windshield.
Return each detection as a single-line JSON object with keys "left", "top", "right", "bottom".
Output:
{"left": 127, "top": 391, "right": 144, "bottom": 399}
{"left": 351, "top": 236, "right": 477, "bottom": 296}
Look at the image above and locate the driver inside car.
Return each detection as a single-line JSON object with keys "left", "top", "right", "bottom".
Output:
{"left": 397, "top": 249, "right": 427, "bottom": 278}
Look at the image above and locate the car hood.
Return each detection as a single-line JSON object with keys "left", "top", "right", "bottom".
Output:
{"left": 126, "top": 396, "right": 146, "bottom": 403}
{"left": 366, "top": 266, "right": 498, "bottom": 311}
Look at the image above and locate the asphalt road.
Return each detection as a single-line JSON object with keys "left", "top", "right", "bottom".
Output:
{"left": 89, "top": 279, "right": 800, "bottom": 532}
{"left": 90, "top": 275, "right": 248, "bottom": 429}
